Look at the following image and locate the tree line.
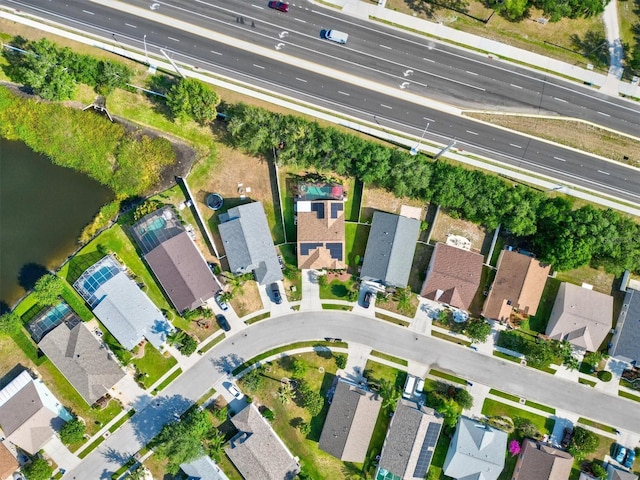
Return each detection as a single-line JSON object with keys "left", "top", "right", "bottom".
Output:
{"left": 224, "top": 103, "right": 640, "bottom": 274}
{"left": 489, "top": 0, "right": 608, "bottom": 22}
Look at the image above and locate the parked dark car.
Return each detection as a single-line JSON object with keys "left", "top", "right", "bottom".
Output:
{"left": 624, "top": 448, "right": 636, "bottom": 468}
{"left": 270, "top": 283, "right": 282, "bottom": 304}
{"left": 614, "top": 444, "right": 628, "bottom": 464}
{"left": 560, "top": 427, "right": 573, "bottom": 449}
{"left": 362, "top": 291, "right": 372, "bottom": 308}
{"left": 216, "top": 314, "right": 231, "bottom": 332}
{"left": 268, "top": 1, "right": 289, "bottom": 11}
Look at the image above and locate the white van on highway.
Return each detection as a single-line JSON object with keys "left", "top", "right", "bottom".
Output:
{"left": 324, "top": 29, "right": 349, "bottom": 44}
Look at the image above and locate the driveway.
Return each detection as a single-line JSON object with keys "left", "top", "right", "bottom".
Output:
{"left": 64, "top": 312, "right": 640, "bottom": 479}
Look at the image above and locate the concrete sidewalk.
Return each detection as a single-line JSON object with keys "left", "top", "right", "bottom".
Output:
{"left": 320, "top": 0, "right": 640, "bottom": 99}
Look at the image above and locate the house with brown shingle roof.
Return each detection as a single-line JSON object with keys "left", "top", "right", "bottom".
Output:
{"left": 319, "top": 378, "right": 382, "bottom": 463}
{"left": 419, "top": 243, "right": 484, "bottom": 311}
{"left": 296, "top": 199, "right": 346, "bottom": 270}
{"left": 512, "top": 439, "right": 573, "bottom": 480}
{"left": 0, "top": 443, "right": 18, "bottom": 480}
{"left": 482, "top": 250, "right": 551, "bottom": 323}
{"left": 226, "top": 403, "right": 299, "bottom": 480}
{"left": 545, "top": 282, "right": 613, "bottom": 351}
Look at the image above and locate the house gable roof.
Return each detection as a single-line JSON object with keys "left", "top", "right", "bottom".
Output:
{"left": 38, "top": 322, "right": 125, "bottom": 405}
{"left": 144, "top": 231, "right": 220, "bottom": 313}
{"left": 607, "top": 464, "right": 639, "bottom": 480}
{"left": 513, "top": 439, "right": 572, "bottom": 480}
{"left": 361, "top": 212, "right": 421, "bottom": 288}
{"left": 545, "top": 283, "right": 613, "bottom": 351}
{"left": 482, "top": 250, "right": 550, "bottom": 322}
{"left": 0, "top": 442, "right": 18, "bottom": 480}
{"left": 218, "top": 202, "right": 283, "bottom": 285}
{"left": 180, "top": 455, "right": 230, "bottom": 480}
{"left": 226, "top": 404, "right": 299, "bottom": 480}
{"left": 297, "top": 200, "right": 346, "bottom": 270}
{"left": 420, "top": 243, "right": 484, "bottom": 311}
{"left": 319, "top": 378, "right": 382, "bottom": 462}
{"left": 610, "top": 288, "right": 640, "bottom": 364}
{"left": 443, "top": 417, "right": 507, "bottom": 480}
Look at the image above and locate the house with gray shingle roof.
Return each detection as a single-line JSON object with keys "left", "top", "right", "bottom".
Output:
{"left": 376, "top": 400, "right": 443, "bottom": 480}
{"left": 512, "top": 438, "right": 572, "bottom": 480}
{"left": 443, "top": 416, "right": 507, "bottom": 480}
{"left": 131, "top": 206, "right": 220, "bottom": 313}
{"left": 610, "top": 288, "right": 640, "bottom": 365}
{"left": 180, "top": 455, "right": 230, "bottom": 480}
{"left": 545, "top": 282, "right": 613, "bottom": 352}
{"left": 361, "top": 212, "right": 421, "bottom": 289}
{"left": 0, "top": 370, "right": 71, "bottom": 454}
{"left": 218, "top": 202, "right": 283, "bottom": 285}
{"left": 319, "top": 378, "right": 382, "bottom": 463}
{"left": 607, "top": 464, "right": 638, "bottom": 480}
{"left": 38, "top": 321, "right": 125, "bottom": 405}
{"left": 226, "top": 403, "right": 299, "bottom": 480}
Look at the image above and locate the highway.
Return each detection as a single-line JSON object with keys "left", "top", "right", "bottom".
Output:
{"left": 2, "top": 0, "right": 639, "bottom": 204}
{"left": 65, "top": 312, "right": 640, "bottom": 479}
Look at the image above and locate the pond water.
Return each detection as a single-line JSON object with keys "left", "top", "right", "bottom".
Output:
{"left": 0, "top": 138, "right": 113, "bottom": 309}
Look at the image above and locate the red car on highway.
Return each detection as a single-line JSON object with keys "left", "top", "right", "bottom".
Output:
{"left": 268, "top": 1, "right": 289, "bottom": 12}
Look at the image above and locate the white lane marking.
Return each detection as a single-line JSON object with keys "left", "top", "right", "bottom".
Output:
{"left": 423, "top": 57, "right": 435, "bottom": 63}
{"left": 338, "top": 91, "right": 350, "bottom": 96}
{"left": 251, "top": 4, "right": 265, "bottom": 9}
{"left": 466, "top": 70, "right": 478, "bottom": 75}
{"left": 509, "top": 143, "right": 522, "bottom": 148}
{"left": 598, "top": 170, "right": 610, "bottom": 175}
{"left": 295, "top": 77, "right": 307, "bottom": 82}
{"left": 597, "top": 111, "right": 611, "bottom": 117}
{"left": 167, "top": 36, "right": 180, "bottom": 42}
{"left": 82, "top": 9, "right": 94, "bottom": 15}
{"left": 380, "top": 104, "right": 392, "bottom": 109}
{"left": 423, "top": 117, "right": 435, "bottom": 122}
{"left": 253, "top": 64, "right": 265, "bottom": 69}
{"left": 553, "top": 156, "right": 566, "bottom": 162}
{"left": 380, "top": 45, "right": 392, "bottom": 50}
{"left": 125, "top": 23, "right": 137, "bottom": 28}
{"left": 210, "top": 50, "right": 222, "bottom": 55}
{"left": 466, "top": 130, "right": 479, "bottom": 135}
{"left": 294, "top": 18, "right": 306, "bottom": 23}
{"left": 510, "top": 84, "right": 523, "bottom": 89}
{"left": 554, "top": 97, "right": 567, "bottom": 103}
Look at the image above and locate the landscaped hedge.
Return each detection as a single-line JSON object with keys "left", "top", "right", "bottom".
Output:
{"left": 0, "top": 87, "right": 175, "bottom": 197}
{"left": 224, "top": 102, "right": 640, "bottom": 274}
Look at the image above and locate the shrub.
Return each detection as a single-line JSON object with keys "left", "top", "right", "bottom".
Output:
{"left": 597, "top": 371, "right": 612, "bottom": 382}
{"left": 23, "top": 457, "right": 53, "bottom": 480}
{"left": 334, "top": 354, "right": 347, "bottom": 369}
{"left": 60, "top": 417, "right": 86, "bottom": 445}
{"left": 261, "top": 407, "right": 275, "bottom": 422}
{"left": 298, "top": 422, "right": 311, "bottom": 436}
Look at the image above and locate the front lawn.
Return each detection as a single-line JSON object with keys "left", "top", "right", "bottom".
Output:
{"left": 130, "top": 343, "right": 178, "bottom": 390}
{"left": 319, "top": 278, "right": 354, "bottom": 300}
{"left": 481, "top": 399, "right": 554, "bottom": 435}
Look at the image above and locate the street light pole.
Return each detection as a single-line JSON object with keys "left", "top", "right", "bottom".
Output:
{"left": 410, "top": 122, "right": 430, "bottom": 156}
{"left": 143, "top": 34, "right": 149, "bottom": 64}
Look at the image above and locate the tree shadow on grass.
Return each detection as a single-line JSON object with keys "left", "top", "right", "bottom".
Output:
{"left": 308, "top": 373, "right": 336, "bottom": 442}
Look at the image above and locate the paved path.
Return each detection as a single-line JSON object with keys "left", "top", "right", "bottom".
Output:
{"left": 602, "top": 0, "right": 624, "bottom": 96}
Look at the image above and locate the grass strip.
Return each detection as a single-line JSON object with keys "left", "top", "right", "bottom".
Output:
{"left": 196, "top": 388, "right": 217, "bottom": 406}
{"left": 322, "top": 304, "right": 353, "bottom": 311}
{"left": 432, "top": 330, "right": 471, "bottom": 347}
{"left": 198, "top": 333, "right": 225, "bottom": 354}
{"left": 493, "top": 351, "right": 522, "bottom": 363}
{"left": 577, "top": 417, "right": 618, "bottom": 434}
{"left": 375, "top": 312, "right": 410, "bottom": 327}
{"left": 232, "top": 340, "right": 347, "bottom": 375}
{"left": 619, "top": 390, "right": 640, "bottom": 402}
{"left": 429, "top": 369, "right": 466, "bottom": 385}
{"left": 111, "top": 458, "right": 136, "bottom": 480}
{"left": 152, "top": 368, "right": 183, "bottom": 395}
{"left": 370, "top": 350, "right": 408, "bottom": 366}
{"left": 579, "top": 377, "right": 597, "bottom": 387}
{"left": 108, "top": 409, "right": 136, "bottom": 433}
{"left": 525, "top": 400, "right": 555, "bottom": 414}
{"left": 246, "top": 312, "right": 271, "bottom": 325}
{"left": 78, "top": 435, "right": 106, "bottom": 459}
{"left": 489, "top": 389, "right": 520, "bottom": 403}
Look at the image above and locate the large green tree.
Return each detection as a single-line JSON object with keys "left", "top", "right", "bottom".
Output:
{"left": 0, "top": 311, "right": 22, "bottom": 335}
{"left": 60, "top": 417, "right": 86, "bottom": 445}
{"left": 166, "top": 78, "right": 220, "bottom": 125}
{"left": 33, "top": 274, "right": 65, "bottom": 306}
{"left": 568, "top": 427, "right": 599, "bottom": 460}
{"left": 23, "top": 457, "right": 53, "bottom": 480}
{"left": 465, "top": 319, "right": 492, "bottom": 344}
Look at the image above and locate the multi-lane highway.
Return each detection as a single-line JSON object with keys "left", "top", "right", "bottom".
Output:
{"left": 2, "top": 0, "right": 639, "bottom": 204}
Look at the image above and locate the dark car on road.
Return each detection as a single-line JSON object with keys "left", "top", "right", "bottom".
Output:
{"left": 216, "top": 314, "right": 231, "bottom": 332}
{"left": 270, "top": 283, "right": 282, "bottom": 304}
{"left": 362, "top": 291, "right": 373, "bottom": 308}
{"left": 268, "top": 1, "right": 289, "bottom": 12}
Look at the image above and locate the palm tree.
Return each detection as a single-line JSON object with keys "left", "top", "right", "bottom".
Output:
{"left": 278, "top": 383, "right": 296, "bottom": 405}
{"left": 208, "top": 429, "right": 226, "bottom": 462}
{"left": 380, "top": 379, "right": 401, "bottom": 412}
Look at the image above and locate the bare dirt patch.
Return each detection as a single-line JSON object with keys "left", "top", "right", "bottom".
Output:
{"left": 360, "top": 185, "right": 426, "bottom": 223}
{"left": 430, "top": 209, "right": 491, "bottom": 254}
{"left": 467, "top": 114, "right": 640, "bottom": 168}
{"left": 230, "top": 280, "right": 264, "bottom": 318}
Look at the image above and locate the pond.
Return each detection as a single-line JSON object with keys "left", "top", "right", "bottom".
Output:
{"left": 0, "top": 138, "right": 113, "bottom": 309}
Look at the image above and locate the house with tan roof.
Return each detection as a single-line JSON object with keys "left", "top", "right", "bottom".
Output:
{"left": 296, "top": 199, "right": 346, "bottom": 270}
{"left": 545, "top": 282, "right": 613, "bottom": 351}
{"left": 319, "top": 378, "right": 382, "bottom": 462}
{"left": 0, "top": 370, "right": 72, "bottom": 454}
{"left": 482, "top": 250, "right": 551, "bottom": 323}
{"left": 512, "top": 438, "right": 573, "bottom": 480}
{"left": 0, "top": 443, "right": 18, "bottom": 480}
{"left": 226, "top": 403, "right": 299, "bottom": 480}
{"left": 419, "top": 243, "right": 484, "bottom": 311}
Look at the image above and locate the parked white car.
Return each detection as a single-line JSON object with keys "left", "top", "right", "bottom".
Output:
{"left": 227, "top": 383, "right": 244, "bottom": 400}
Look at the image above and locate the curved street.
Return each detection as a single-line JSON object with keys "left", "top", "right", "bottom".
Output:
{"left": 66, "top": 311, "right": 640, "bottom": 479}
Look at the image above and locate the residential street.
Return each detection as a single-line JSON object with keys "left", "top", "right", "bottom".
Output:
{"left": 65, "top": 311, "right": 640, "bottom": 479}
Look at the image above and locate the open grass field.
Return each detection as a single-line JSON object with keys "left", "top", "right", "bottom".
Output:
{"left": 467, "top": 114, "right": 640, "bottom": 168}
